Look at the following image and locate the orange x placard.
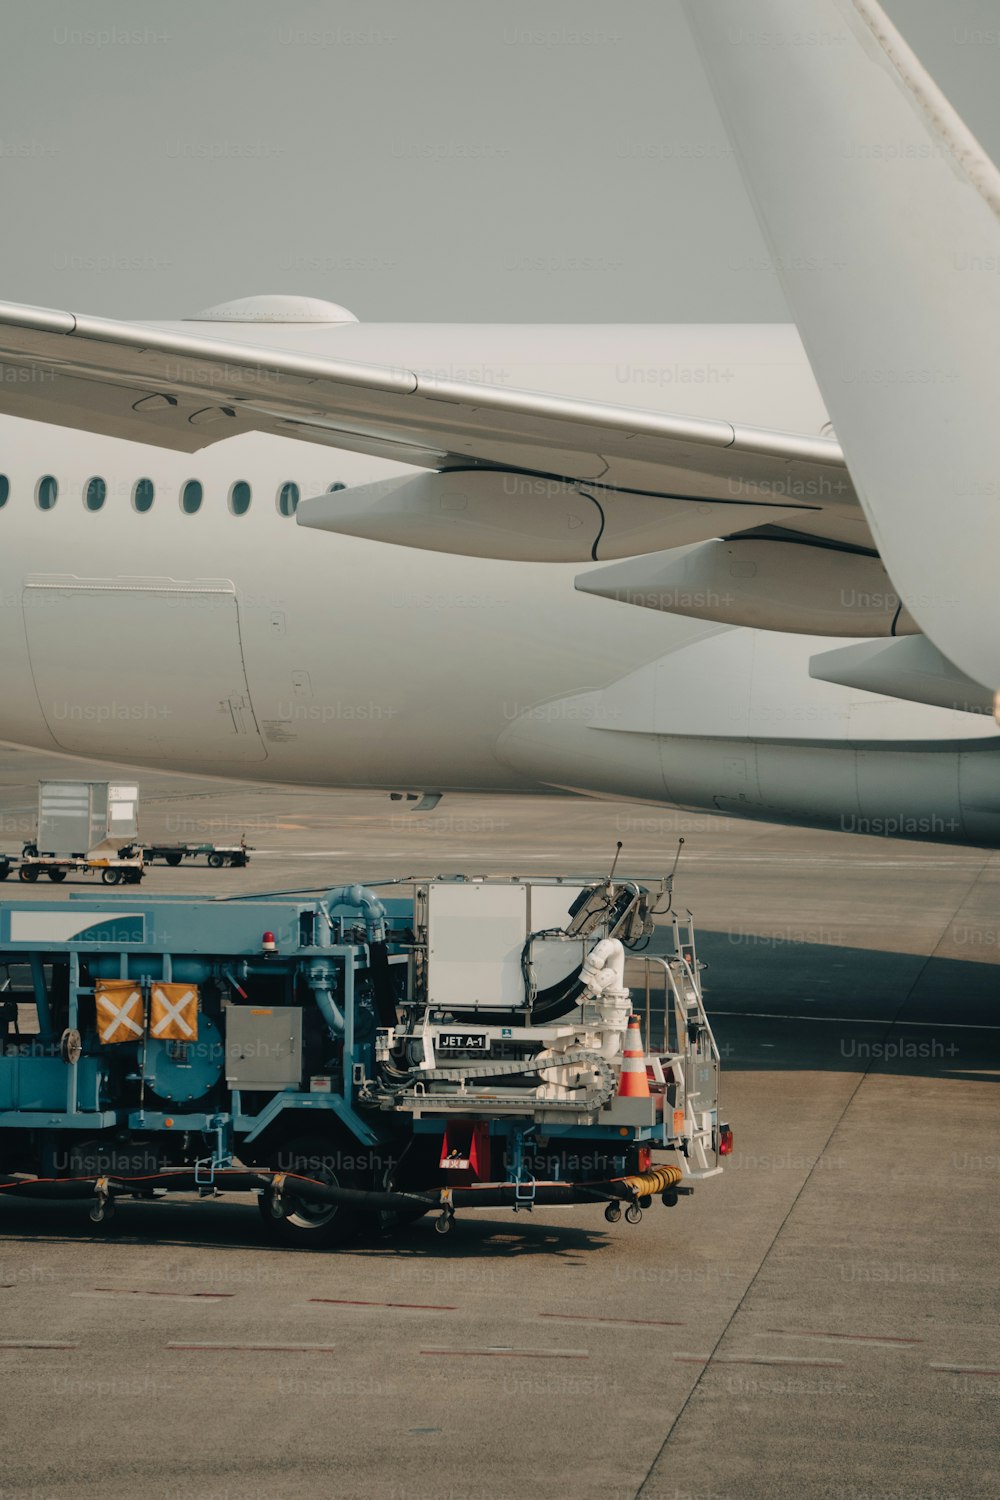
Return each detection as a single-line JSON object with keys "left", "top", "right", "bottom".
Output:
{"left": 150, "top": 983, "right": 199, "bottom": 1042}
{"left": 95, "top": 980, "right": 144, "bottom": 1045}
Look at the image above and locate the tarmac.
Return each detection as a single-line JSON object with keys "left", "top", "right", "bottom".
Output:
{"left": 0, "top": 745, "right": 998, "bottom": 1500}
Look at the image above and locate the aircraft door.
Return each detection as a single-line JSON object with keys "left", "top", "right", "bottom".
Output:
{"left": 22, "top": 576, "right": 267, "bottom": 763}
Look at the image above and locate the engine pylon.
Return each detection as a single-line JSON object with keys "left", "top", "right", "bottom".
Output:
{"left": 617, "top": 1015, "right": 650, "bottom": 1099}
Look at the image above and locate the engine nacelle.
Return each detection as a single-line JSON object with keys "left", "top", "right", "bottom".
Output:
{"left": 496, "top": 627, "right": 1000, "bottom": 845}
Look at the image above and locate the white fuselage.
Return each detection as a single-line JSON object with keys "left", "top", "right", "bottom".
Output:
{"left": 0, "top": 322, "right": 997, "bottom": 843}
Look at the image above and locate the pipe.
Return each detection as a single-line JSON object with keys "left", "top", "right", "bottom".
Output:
{"left": 29, "top": 954, "right": 54, "bottom": 1042}
{"left": 0, "top": 1179, "right": 99, "bottom": 1200}
{"left": 0, "top": 1166, "right": 692, "bottom": 1224}
{"left": 615, "top": 1165, "right": 684, "bottom": 1198}
{"left": 580, "top": 937, "right": 627, "bottom": 998}
{"left": 272, "top": 1174, "right": 615, "bottom": 1211}
{"left": 446, "top": 1183, "right": 615, "bottom": 1208}
{"left": 307, "top": 962, "right": 346, "bottom": 1037}
{"left": 0, "top": 1169, "right": 268, "bottom": 1198}
{"left": 258, "top": 1172, "right": 438, "bottom": 1213}
{"left": 324, "top": 884, "right": 387, "bottom": 942}
{"left": 269, "top": 1167, "right": 685, "bottom": 1211}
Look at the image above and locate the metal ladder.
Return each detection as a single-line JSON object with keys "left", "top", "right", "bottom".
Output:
{"left": 626, "top": 914, "right": 723, "bottom": 1178}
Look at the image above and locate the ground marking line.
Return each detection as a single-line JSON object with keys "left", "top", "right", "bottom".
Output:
{"left": 767, "top": 1328, "right": 921, "bottom": 1346}
{"left": 75, "top": 1289, "right": 231, "bottom": 1302}
{"left": 0, "top": 1340, "right": 78, "bottom": 1349}
{"left": 539, "top": 1312, "right": 685, "bottom": 1328}
{"left": 672, "top": 1354, "right": 845, "bottom": 1368}
{"left": 308, "top": 1298, "right": 457, "bottom": 1311}
{"left": 420, "top": 1346, "right": 588, "bottom": 1359}
{"left": 164, "top": 1350, "right": 335, "bottom": 1362}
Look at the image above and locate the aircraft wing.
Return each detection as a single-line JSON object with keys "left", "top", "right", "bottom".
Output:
{"left": 0, "top": 298, "right": 866, "bottom": 561}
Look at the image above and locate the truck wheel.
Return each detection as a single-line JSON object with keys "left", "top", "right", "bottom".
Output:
{"left": 47, "top": 868, "right": 68, "bottom": 883}
{"left": 165, "top": 852, "right": 183, "bottom": 867}
{"left": 102, "top": 869, "right": 122, "bottom": 886}
{"left": 0, "top": 864, "right": 10, "bottom": 881}
{"left": 207, "top": 852, "right": 224, "bottom": 869}
{"left": 19, "top": 866, "right": 39, "bottom": 883}
{"left": 257, "top": 1136, "right": 365, "bottom": 1249}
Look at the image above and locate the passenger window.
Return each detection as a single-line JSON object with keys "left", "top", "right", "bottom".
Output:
{"left": 36, "top": 475, "right": 58, "bottom": 510}
{"left": 277, "top": 481, "right": 299, "bottom": 517}
{"left": 132, "top": 478, "right": 155, "bottom": 513}
{"left": 0, "top": 475, "right": 9, "bottom": 508}
{"left": 181, "top": 479, "right": 203, "bottom": 515}
{"left": 229, "top": 480, "right": 251, "bottom": 515}
{"left": 85, "top": 477, "right": 107, "bottom": 512}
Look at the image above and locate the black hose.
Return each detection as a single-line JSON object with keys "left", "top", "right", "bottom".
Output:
{"left": 254, "top": 1173, "right": 439, "bottom": 1213}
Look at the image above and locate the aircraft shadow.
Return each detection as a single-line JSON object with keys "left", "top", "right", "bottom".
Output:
{"left": 686, "top": 927, "right": 1000, "bottom": 1080}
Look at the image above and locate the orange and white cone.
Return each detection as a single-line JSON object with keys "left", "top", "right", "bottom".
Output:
{"left": 617, "top": 1015, "right": 650, "bottom": 1098}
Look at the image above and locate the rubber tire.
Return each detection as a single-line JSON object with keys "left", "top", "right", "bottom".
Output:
{"left": 19, "top": 866, "right": 40, "bottom": 883}
{"left": 165, "top": 852, "right": 183, "bottom": 867}
{"left": 257, "top": 1135, "right": 365, "bottom": 1249}
{"left": 47, "top": 868, "right": 68, "bottom": 883}
{"left": 0, "top": 865, "right": 10, "bottom": 881}
{"left": 207, "top": 852, "right": 224, "bottom": 869}
{"left": 101, "top": 869, "right": 121, "bottom": 886}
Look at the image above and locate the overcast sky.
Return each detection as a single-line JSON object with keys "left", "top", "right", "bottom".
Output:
{"left": 2, "top": 0, "right": 999, "bottom": 322}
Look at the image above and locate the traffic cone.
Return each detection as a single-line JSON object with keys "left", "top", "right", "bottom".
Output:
{"left": 617, "top": 1015, "right": 650, "bottom": 1098}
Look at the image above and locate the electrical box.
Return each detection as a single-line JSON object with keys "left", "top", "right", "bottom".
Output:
{"left": 425, "top": 883, "right": 527, "bottom": 1011}
{"left": 225, "top": 1006, "right": 303, "bottom": 1090}
{"left": 423, "top": 881, "right": 585, "bottom": 1011}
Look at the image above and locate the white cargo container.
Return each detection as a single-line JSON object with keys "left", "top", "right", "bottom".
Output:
{"left": 36, "top": 781, "right": 139, "bottom": 857}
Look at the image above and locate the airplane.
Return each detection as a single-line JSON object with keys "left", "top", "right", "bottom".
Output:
{"left": 0, "top": 0, "right": 996, "bottom": 849}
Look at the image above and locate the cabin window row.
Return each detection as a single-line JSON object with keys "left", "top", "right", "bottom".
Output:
{"left": 0, "top": 475, "right": 347, "bottom": 515}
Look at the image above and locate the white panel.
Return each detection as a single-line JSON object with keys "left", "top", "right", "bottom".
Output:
{"left": 23, "top": 580, "right": 265, "bottom": 763}
{"left": 9, "top": 911, "right": 143, "bottom": 943}
{"left": 526, "top": 885, "right": 587, "bottom": 992}
{"left": 426, "top": 884, "right": 528, "bottom": 1011}
{"left": 527, "top": 886, "right": 584, "bottom": 930}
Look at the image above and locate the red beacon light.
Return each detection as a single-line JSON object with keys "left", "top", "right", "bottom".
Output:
{"left": 718, "top": 1124, "right": 734, "bottom": 1157}
{"left": 261, "top": 931, "right": 277, "bottom": 954}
